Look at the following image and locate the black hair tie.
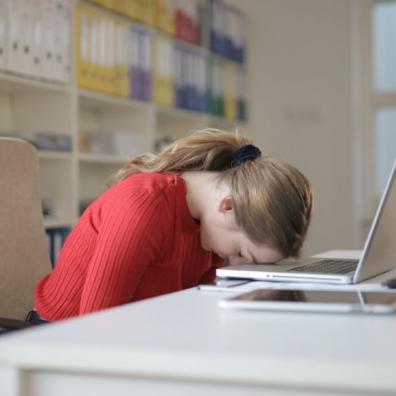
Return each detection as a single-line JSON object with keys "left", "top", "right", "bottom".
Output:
{"left": 232, "top": 144, "right": 262, "bottom": 167}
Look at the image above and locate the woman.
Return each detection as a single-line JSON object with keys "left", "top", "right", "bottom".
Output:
{"left": 34, "top": 128, "right": 313, "bottom": 321}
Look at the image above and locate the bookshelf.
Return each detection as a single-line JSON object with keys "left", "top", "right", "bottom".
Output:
{"left": 0, "top": 0, "right": 248, "bottom": 262}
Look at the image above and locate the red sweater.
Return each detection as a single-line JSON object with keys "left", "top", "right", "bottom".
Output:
{"left": 35, "top": 172, "right": 224, "bottom": 320}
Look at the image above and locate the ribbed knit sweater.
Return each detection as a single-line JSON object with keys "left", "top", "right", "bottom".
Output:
{"left": 35, "top": 172, "right": 224, "bottom": 320}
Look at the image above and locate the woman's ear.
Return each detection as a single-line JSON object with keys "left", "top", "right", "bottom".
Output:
{"left": 218, "top": 196, "right": 233, "bottom": 214}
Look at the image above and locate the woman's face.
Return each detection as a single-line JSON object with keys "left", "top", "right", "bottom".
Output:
{"left": 199, "top": 201, "right": 283, "bottom": 265}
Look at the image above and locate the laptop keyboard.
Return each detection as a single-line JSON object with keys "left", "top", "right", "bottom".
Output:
{"left": 288, "top": 259, "right": 359, "bottom": 275}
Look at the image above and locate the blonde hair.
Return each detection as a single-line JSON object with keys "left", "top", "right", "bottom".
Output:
{"left": 111, "top": 128, "right": 313, "bottom": 258}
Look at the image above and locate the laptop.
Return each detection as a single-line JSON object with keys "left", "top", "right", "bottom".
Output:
{"left": 217, "top": 159, "right": 396, "bottom": 284}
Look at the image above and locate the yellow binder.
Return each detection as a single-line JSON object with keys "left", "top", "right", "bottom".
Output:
{"left": 153, "top": 36, "right": 174, "bottom": 107}
{"left": 155, "top": 0, "right": 175, "bottom": 35}
{"left": 114, "top": 21, "right": 130, "bottom": 97}
{"left": 224, "top": 63, "right": 237, "bottom": 121}
{"left": 76, "top": 4, "right": 94, "bottom": 90}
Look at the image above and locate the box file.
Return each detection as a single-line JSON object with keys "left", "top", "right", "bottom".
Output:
{"left": 96, "top": 12, "right": 106, "bottom": 92}
{"left": 18, "top": 0, "right": 33, "bottom": 77}
{"left": 237, "top": 68, "right": 247, "bottom": 120}
{"left": 224, "top": 62, "right": 236, "bottom": 121}
{"left": 45, "top": 226, "right": 71, "bottom": 267}
{"left": 140, "top": 29, "right": 152, "bottom": 101}
{"left": 155, "top": 0, "right": 175, "bottom": 35}
{"left": 5, "top": 0, "right": 23, "bottom": 74}
{"left": 52, "top": 0, "right": 72, "bottom": 83}
{"left": 125, "top": 0, "right": 139, "bottom": 20}
{"left": 175, "top": 0, "right": 199, "bottom": 45}
{"left": 129, "top": 27, "right": 152, "bottom": 101}
{"left": 114, "top": 21, "right": 130, "bottom": 97}
{"left": 0, "top": 0, "right": 7, "bottom": 70}
{"left": 129, "top": 26, "right": 141, "bottom": 99}
{"left": 101, "top": 14, "right": 116, "bottom": 94}
{"left": 142, "top": 0, "right": 155, "bottom": 26}
{"left": 30, "top": 0, "right": 43, "bottom": 79}
{"left": 76, "top": 4, "right": 93, "bottom": 89}
{"left": 42, "top": 0, "right": 57, "bottom": 80}
{"left": 153, "top": 36, "right": 174, "bottom": 106}
{"left": 113, "top": 0, "right": 129, "bottom": 16}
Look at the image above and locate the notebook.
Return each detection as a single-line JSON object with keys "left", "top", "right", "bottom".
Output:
{"left": 217, "top": 159, "right": 396, "bottom": 284}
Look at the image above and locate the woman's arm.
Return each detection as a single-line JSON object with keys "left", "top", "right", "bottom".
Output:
{"left": 79, "top": 191, "right": 169, "bottom": 315}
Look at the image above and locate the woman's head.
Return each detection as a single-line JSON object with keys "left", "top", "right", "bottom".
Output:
{"left": 112, "top": 128, "right": 313, "bottom": 259}
{"left": 216, "top": 154, "right": 313, "bottom": 260}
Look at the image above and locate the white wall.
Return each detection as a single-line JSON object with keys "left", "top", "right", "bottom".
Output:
{"left": 243, "top": 0, "right": 356, "bottom": 255}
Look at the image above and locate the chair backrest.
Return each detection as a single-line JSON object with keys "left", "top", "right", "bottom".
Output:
{"left": 0, "top": 138, "right": 51, "bottom": 320}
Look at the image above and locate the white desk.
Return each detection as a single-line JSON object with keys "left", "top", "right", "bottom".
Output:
{"left": 1, "top": 251, "right": 396, "bottom": 396}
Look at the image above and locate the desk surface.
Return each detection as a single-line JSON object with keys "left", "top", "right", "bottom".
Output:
{"left": 1, "top": 250, "right": 396, "bottom": 395}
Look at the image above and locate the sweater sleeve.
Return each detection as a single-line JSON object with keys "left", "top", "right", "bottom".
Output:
{"left": 79, "top": 190, "right": 169, "bottom": 315}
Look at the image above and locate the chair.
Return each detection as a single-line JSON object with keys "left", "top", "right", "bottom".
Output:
{"left": 0, "top": 138, "right": 52, "bottom": 333}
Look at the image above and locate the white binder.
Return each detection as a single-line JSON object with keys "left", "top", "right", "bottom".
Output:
{"left": 41, "top": 0, "right": 56, "bottom": 81}
{"left": 30, "top": 0, "right": 43, "bottom": 78}
{"left": 53, "top": 0, "right": 71, "bottom": 83}
{"left": 0, "top": 0, "right": 6, "bottom": 70}
{"left": 15, "top": 0, "right": 32, "bottom": 76}
{"left": 5, "top": 0, "right": 23, "bottom": 74}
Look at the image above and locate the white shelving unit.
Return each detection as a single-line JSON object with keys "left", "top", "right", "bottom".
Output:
{"left": 0, "top": 1, "right": 248, "bottom": 231}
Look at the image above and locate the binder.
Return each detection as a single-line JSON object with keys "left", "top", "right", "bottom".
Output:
{"left": 237, "top": 68, "right": 247, "bottom": 120}
{"left": 155, "top": 0, "right": 175, "bottom": 35}
{"left": 224, "top": 62, "right": 237, "bottom": 121}
{"left": 89, "top": 8, "right": 102, "bottom": 92}
{"left": 187, "top": 50, "right": 196, "bottom": 110}
{"left": 46, "top": 226, "right": 71, "bottom": 267}
{"left": 96, "top": 12, "right": 106, "bottom": 92}
{"left": 175, "top": 0, "right": 199, "bottom": 45}
{"left": 89, "top": 0, "right": 113, "bottom": 10}
{"left": 153, "top": 36, "right": 163, "bottom": 104}
{"left": 30, "top": 0, "right": 43, "bottom": 79}
{"left": 0, "top": 0, "right": 7, "bottom": 70}
{"left": 140, "top": 29, "right": 152, "bottom": 101}
{"left": 41, "top": 0, "right": 57, "bottom": 80}
{"left": 19, "top": 0, "right": 34, "bottom": 77}
{"left": 217, "top": 61, "right": 225, "bottom": 117}
{"left": 5, "top": 0, "right": 23, "bottom": 74}
{"left": 208, "top": 0, "right": 245, "bottom": 64}
{"left": 174, "top": 45, "right": 183, "bottom": 108}
{"left": 114, "top": 21, "right": 130, "bottom": 96}
{"left": 178, "top": 47, "right": 187, "bottom": 109}
{"left": 230, "top": 6, "right": 245, "bottom": 63}
{"left": 76, "top": 4, "right": 93, "bottom": 89}
{"left": 53, "top": 0, "right": 72, "bottom": 83}
{"left": 104, "top": 14, "right": 116, "bottom": 94}
{"left": 190, "top": 0, "right": 200, "bottom": 45}
{"left": 197, "top": 53, "right": 207, "bottom": 112}
{"left": 211, "top": 58, "right": 224, "bottom": 116}
{"left": 129, "top": 26, "right": 141, "bottom": 99}
{"left": 166, "top": 38, "right": 175, "bottom": 107}
{"left": 133, "top": 0, "right": 144, "bottom": 22}
{"left": 125, "top": 0, "right": 139, "bottom": 20}
{"left": 208, "top": 56, "right": 223, "bottom": 116}
{"left": 153, "top": 36, "right": 174, "bottom": 106}
{"left": 113, "top": 0, "right": 129, "bottom": 16}
{"left": 209, "top": 0, "right": 220, "bottom": 55}
{"left": 129, "top": 27, "right": 152, "bottom": 101}
{"left": 142, "top": 0, "right": 155, "bottom": 26}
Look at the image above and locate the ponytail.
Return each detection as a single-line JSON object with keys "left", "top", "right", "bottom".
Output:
{"left": 110, "top": 128, "right": 251, "bottom": 184}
